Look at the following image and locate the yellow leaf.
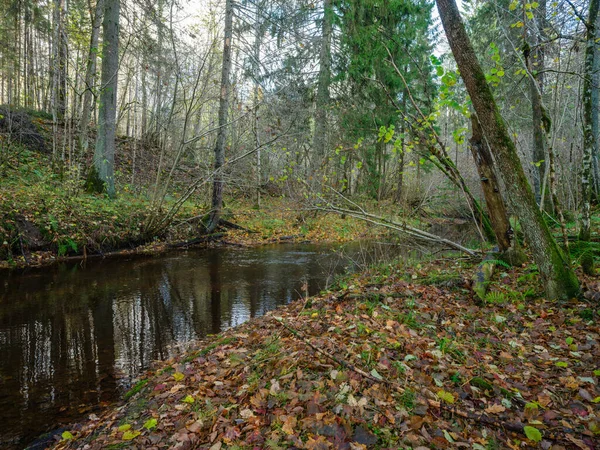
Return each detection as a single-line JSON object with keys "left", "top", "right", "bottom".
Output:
{"left": 61, "top": 431, "right": 74, "bottom": 440}
{"left": 437, "top": 390, "right": 455, "bottom": 404}
{"left": 182, "top": 395, "right": 195, "bottom": 404}
{"left": 173, "top": 372, "right": 185, "bottom": 382}
{"left": 122, "top": 430, "right": 141, "bottom": 440}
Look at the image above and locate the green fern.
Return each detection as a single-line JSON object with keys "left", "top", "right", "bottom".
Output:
{"left": 485, "top": 291, "right": 508, "bottom": 304}
{"left": 485, "top": 258, "right": 511, "bottom": 269}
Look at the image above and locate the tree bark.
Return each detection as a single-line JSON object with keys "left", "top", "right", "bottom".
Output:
{"left": 206, "top": 0, "right": 234, "bottom": 233}
{"left": 311, "top": 0, "right": 332, "bottom": 181}
{"left": 436, "top": 0, "right": 579, "bottom": 300}
{"left": 79, "top": 0, "right": 104, "bottom": 153}
{"left": 592, "top": 11, "right": 600, "bottom": 198}
{"left": 253, "top": 2, "right": 263, "bottom": 210}
{"left": 51, "top": 0, "right": 67, "bottom": 120}
{"left": 528, "top": 0, "right": 550, "bottom": 210}
{"left": 91, "top": 0, "right": 120, "bottom": 198}
{"left": 395, "top": 91, "right": 407, "bottom": 204}
{"left": 524, "top": 35, "right": 570, "bottom": 256}
{"left": 469, "top": 117, "right": 510, "bottom": 250}
{"left": 581, "top": 0, "right": 600, "bottom": 275}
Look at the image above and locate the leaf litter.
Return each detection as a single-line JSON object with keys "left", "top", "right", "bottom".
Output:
{"left": 51, "top": 260, "right": 600, "bottom": 449}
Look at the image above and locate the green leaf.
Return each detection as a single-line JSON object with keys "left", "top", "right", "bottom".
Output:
{"left": 182, "top": 395, "right": 195, "bottom": 404}
{"left": 118, "top": 424, "right": 131, "bottom": 432}
{"left": 592, "top": 397, "right": 600, "bottom": 403}
{"left": 61, "top": 431, "right": 74, "bottom": 440}
{"left": 437, "top": 390, "right": 455, "bottom": 404}
{"left": 523, "top": 425, "right": 542, "bottom": 442}
{"left": 566, "top": 337, "right": 574, "bottom": 345}
{"left": 525, "top": 401, "right": 539, "bottom": 411}
{"left": 143, "top": 418, "right": 158, "bottom": 430}
{"left": 370, "top": 369, "right": 383, "bottom": 381}
{"left": 594, "top": 369, "right": 600, "bottom": 376}
{"left": 555, "top": 361, "right": 568, "bottom": 368}
{"left": 122, "top": 430, "right": 141, "bottom": 440}
{"left": 443, "top": 430, "right": 455, "bottom": 442}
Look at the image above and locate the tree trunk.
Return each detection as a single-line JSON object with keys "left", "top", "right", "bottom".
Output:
{"left": 436, "top": 0, "right": 579, "bottom": 300}
{"left": 592, "top": 11, "right": 600, "bottom": 198}
{"left": 153, "top": 0, "right": 164, "bottom": 138}
{"left": 469, "top": 115, "right": 525, "bottom": 264}
{"left": 581, "top": 0, "right": 600, "bottom": 275}
{"left": 52, "top": 0, "right": 67, "bottom": 120}
{"left": 79, "top": 0, "right": 104, "bottom": 153}
{"left": 253, "top": 2, "right": 263, "bottom": 210}
{"left": 311, "top": 0, "right": 332, "bottom": 181}
{"left": 206, "top": 0, "right": 233, "bottom": 233}
{"left": 89, "top": 0, "right": 120, "bottom": 198}
{"left": 524, "top": 33, "right": 570, "bottom": 255}
{"left": 528, "top": 0, "right": 550, "bottom": 210}
{"left": 396, "top": 94, "right": 406, "bottom": 204}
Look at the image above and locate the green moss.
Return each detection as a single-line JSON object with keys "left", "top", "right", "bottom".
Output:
{"left": 84, "top": 164, "right": 105, "bottom": 194}
{"left": 470, "top": 377, "right": 493, "bottom": 391}
{"left": 183, "top": 336, "right": 237, "bottom": 362}
{"left": 124, "top": 378, "right": 148, "bottom": 400}
{"left": 548, "top": 244, "right": 580, "bottom": 300}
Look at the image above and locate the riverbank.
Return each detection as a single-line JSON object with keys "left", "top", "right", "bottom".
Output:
{"left": 48, "top": 258, "right": 599, "bottom": 450}
{"left": 1, "top": 150, "right": 392, "bottom": 269}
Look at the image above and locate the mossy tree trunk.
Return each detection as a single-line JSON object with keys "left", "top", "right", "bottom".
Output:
{"left": 436, "top": 0, "right": 579, "bottom": 300}
{"left": 581, "top": 0, "right": 600, "bottom": 275}
{"left": 524, "top": 35, "right": 570, "bottom": 255}
{"left": 469, "top": 115, "right": 524, "bottom": 264}
{"left": 592, "top": 11, "right": 600, "bottom": 198}
{"left": 79, "top": 0, "right": 103, "bottom": 154}
{"left": 90, "top": 0, "right": 119, "bottom": 198}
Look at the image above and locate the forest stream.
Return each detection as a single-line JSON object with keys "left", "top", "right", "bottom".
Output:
{"left": 0, "top": 239, "right": 460, "bottom": 449}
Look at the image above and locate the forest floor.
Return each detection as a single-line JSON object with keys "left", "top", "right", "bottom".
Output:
{"left": 0, "top": 150, "right": 392, "bottom": 269}
{"left": 47, "top": 257, "right": 600, "bottom": 450}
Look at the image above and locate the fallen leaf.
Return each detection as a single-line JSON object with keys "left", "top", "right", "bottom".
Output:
{"left": 485, "top": 404, "right": 506, "bottom": 414}
{"left": 173, "top": 372, "right": 185, "bottom": 382}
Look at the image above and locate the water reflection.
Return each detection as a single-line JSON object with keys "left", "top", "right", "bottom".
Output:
{"left": 0, "top": 243, "right": 360, "bottom": 447}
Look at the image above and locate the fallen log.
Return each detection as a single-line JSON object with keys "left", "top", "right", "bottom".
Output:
{"left": 219, "top": 219, "right": 257, "bottom": 233}
{"left": 317, "top": 204, "right": 479, "bottom": 257}
{"left": 167, "top": 233, "right": 225, "bottom": 248}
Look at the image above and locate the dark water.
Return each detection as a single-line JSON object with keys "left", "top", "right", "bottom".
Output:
{"left": 0, "top": 241, "right": 421, "bottom": 448}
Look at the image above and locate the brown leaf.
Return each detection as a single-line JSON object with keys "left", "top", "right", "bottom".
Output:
{"left": 281, "top": 415, "right": 297, "bottom": 435}
{"left": 565, "top": 435, "right": 588, "bottom": 449}
{"left": 485, "top": 404, "right": 506, "bottom": 414}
